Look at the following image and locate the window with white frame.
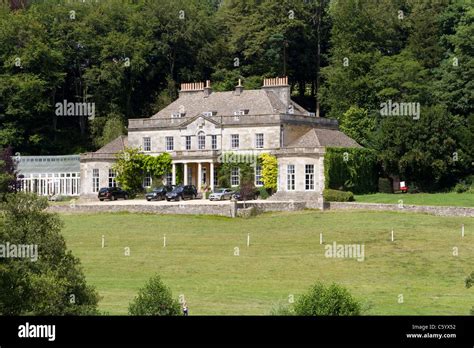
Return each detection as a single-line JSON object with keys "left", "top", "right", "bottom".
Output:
{"left": 211, "top": 135, "right": 217, "bottom": 150}
{"left": 305, "top": 164, "right": 314, "bottom": 190}
{"left": 166, "top": 136, "right": 174, "bottom": 151}
{"left": 143, "top": 137, "right": 151, "bottom": 152}
{"left": 255, "top": 165, "right": 263, "bottom": 186}
{"left": 108, "top": 169, "right": 117, "bottom": 187}
{"left": 231, "top": 134, "right": 239, "bottom": 149}
{"left": 143, "top": 173, "right": 152, "bottom": 188}
{"left": 287, "top": 165, "right": 295, "bottom": 191}
{"left": 198, "top": 132, "right": 206, "bottom": 150}
{"left": 231, "top": 167, "right": 240, "bottom": 186}
{"left": 255, "top": 133, "right": 264, "bottom": 149}
{"left": 92, "top": 169, "right": 99, "bottom": 193}
{"left": 185, "top": 136, "right": 191, "bottom": 150}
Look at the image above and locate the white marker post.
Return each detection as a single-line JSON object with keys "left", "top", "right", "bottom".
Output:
{"left": 461, "top": 224, "right": 464, "bottom": 238}
{"left": 391, "top": 229, "right": 394, "bottom": 242}
{"left": 320, "top": 233, "right": 323, "bottom": 245}
{"left": 163, "top": 234, "right": 167, "bottom": 248}
{"left": 101, "top": 235, "right": 105, "bottom": 248}
{"left": 247, "top": 233, "right": 250, "bottom": 247}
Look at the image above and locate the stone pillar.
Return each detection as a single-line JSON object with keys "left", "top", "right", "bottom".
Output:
{"left": 197, "top": 162, "right": 202, "bottom": 192}
{"left": 210, "top": 162, "right": 214, "bottom": 192}
{"left": 172, "top": 163, "right": 176, "bottom": 185}
{"left": 183, "top": 163, "right": 188, "bottom": 185}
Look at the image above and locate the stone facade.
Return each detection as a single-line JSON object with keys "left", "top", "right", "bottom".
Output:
{"left": 80, "top": 77, "right": 360, "bottom": 199}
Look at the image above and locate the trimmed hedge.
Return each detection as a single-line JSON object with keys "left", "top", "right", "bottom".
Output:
{"left": 323, "top": 189, "right": 354, "bottom": 202}
{"left": 324, "top": 147, "right": 378, "bottom": 194}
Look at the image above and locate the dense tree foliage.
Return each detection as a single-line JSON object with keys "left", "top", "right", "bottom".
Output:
{"left": 0, "top": 0, "right": 471, "bottom": 191}
{"left": 0, "top": 193, "right": 100, "bottom": 314}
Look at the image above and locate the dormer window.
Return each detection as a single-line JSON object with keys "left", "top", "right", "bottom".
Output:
{"left": 233, "top": 109, "right": 249, "bottom": 121}
{"left": 172, "top": 112, "right": 185, "bottom": 118}
{"left": 202, "top": 111, "right": 217, "bottom": 117}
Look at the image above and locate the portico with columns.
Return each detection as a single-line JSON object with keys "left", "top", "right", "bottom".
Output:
{"left": 170, "top": 160, "right": 217, "bottom": 192}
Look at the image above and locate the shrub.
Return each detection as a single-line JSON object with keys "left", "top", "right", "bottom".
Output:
{"left": 454, "top": 183, "right": 468, "bottom": 193}
{"left": 293, "top": 282, "right": 361, "bottom": 316}
{"left": 259, "top": 153, "right": 277, "bottom": 191}
{"left": 128, "top": 275, "right": 181, "bottom": 316}
{"left": 378, "top": 178, "right": 393, "bottom": 193}
{"left": 257, "top": 186, "right": 270, "bottom": 200}
{"left": 323, "top": 189, "right": 354, "bottom": 202}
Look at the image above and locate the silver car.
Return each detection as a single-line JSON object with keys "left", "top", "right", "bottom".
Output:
{"left": 209, "top": 188, "right": 235, "bottom": 201}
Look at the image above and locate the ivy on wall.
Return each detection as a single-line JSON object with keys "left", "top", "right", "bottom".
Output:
{"left": 324, "top": 147, "right": 378, "bottom": 194}
{"left": 113, "top": 147, "right": 172, "bottom": 194}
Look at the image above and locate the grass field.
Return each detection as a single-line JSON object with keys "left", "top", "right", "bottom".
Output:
{"left": 354, "top": 192, "right": 473, "bottom": 207}
{"left": 60, "top": 210, "right": 473, "bottom": 315}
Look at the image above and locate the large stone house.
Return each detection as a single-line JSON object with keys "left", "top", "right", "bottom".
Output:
{"left": 80, "top": 77, "right": 360, "bottom": 204}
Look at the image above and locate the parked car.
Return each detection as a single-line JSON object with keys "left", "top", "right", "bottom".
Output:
{"left": 232, "top": 188, "right": 260, "bottom": 201}
{"left": 145, "top": 185, "right": 174, "bottom": 201}
{"left": 98, "top": 187, "right": 129, "bottom": 201}
{"left": 209, "top": 188, "right": 235, "bottom": 201}
{"left": 165, "top": 185, "right": 197, "bottom": 201}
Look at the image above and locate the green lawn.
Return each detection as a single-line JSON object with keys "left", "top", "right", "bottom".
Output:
{"left": 354, "top": 192, "right": 473, "bottom": 207}
{"left": 60, "top": 210, "right": 473, "bottom": 315}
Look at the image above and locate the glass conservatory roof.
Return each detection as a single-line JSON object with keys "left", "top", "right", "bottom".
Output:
{"left": 16, "top": 155, "right": 80, "bottom": 175}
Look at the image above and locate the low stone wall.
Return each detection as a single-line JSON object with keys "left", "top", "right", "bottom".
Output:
{"left": 48, "top": 203, "right": 234, "bottom": 217}
{"left": 326, "top": 202, "right": 474, "bottom": 217}
{"left": 237, "top": 201, "right": 306, "bottom": 213}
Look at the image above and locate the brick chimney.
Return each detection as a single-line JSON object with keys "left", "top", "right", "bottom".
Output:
{"left": 179, "top": 81, "right": 205, "bottom": 97}
{"left": 234, "top": 79, "right": 244, "bottom": 96}
{"left": 262, "top": 77, "right": 289, "bottom": 108}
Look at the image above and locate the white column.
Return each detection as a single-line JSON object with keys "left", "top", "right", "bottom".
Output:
{"left": 183, "top": 163, "right": 188, "bottom": 185}
{"left": 197, "top": 162, "right": 202, "bottom": 192}
{"left": 172, "top": 163, "right": 176, "bottom": 185}
{"left": 210, "top": 162, "right": 214, "bottom": 192}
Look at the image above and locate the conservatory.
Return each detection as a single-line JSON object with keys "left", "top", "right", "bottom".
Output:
{"left": 16, "top": 155, "right": 81, "bottom": 196}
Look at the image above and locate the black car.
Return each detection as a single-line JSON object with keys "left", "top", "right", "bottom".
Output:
{"left": 98, "top": 187, "right": 129, "bottom": 201}
{"left": 232, "top": 188, "right": 260, "bottom": 201}
{"left": 145, "top": 186, "right": 174, "bottom": 201}
{"left": 165, "top": 185, "right": 197, "bottom": 201}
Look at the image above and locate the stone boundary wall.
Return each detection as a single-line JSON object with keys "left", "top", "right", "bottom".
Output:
{"left": 326, "top": 202, "right": 474, "bottom": 217}
{"left": 237, "top": 201, "right": 306, "bottom": 213}
{"left": 48, "top": 203, "right": 234, "bottom": 217}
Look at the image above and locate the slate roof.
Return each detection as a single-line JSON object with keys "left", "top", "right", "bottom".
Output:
{"left": 151, "top": 89, "right": 297, "bottom": 119}
{"left": 94, "top": 135, "right": 128, "bottom": 154}
{"left": 287, "top": 128, "right": 361, "bottom": 148}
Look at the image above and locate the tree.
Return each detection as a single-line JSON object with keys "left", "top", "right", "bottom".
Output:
{"left": 128, "top": 274, "right": 181, "bottom": 316}
{"left": 339, "top": 106, "right": 375, "bottom": 147}
{"left": 293, "top": 281, "right": 361, "bottom": 316}
{"left": 113, "top": 147, "right": 172, "bottom": 194}
{"left": 0, "top": 146, "right": 19, "bottom": 197}
{"left": 0, "top": 193, "right": 100, "bottom": 315}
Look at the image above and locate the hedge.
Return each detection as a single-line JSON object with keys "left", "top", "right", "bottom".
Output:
{"left": 324, "top": 147, "right": 378, "bottom": 194}
{"left": 323, "top": 189, "right": 354, "bottom": 202}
